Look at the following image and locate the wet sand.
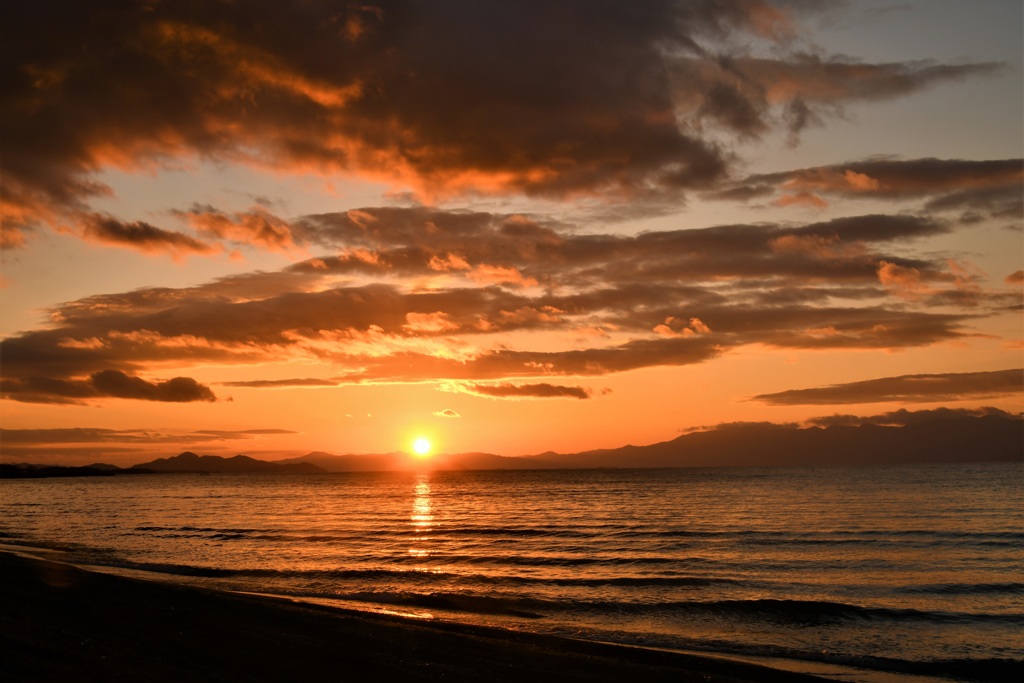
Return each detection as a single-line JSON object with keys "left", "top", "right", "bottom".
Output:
{"left": 0, "top": 551, "right": 826, "bottom": 682}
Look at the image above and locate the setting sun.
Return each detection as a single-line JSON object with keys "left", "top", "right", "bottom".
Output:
{"left": 412, "top": 438, "right": 432, "bottom": 457}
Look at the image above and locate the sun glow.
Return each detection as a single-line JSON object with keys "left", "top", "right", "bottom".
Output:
{"left": 412, "top": 437, "right": 432, "bottom": 457}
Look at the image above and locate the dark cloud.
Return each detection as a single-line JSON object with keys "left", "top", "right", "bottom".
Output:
{"left": 289, "top": 207, "right": 950, "bottom": 289}
{"left": 453, "top": 383, "right": 592, "bottom": 400}
{"left": 671, "top": 55, "right": 1000, "bottom": 140}
{"left": 1, "top": 370, "right": 216, "bottom": 405}
{"left": 0, "top": 427, "right": 294, "bottom": 445}
{"left": 807, "top": 406, "right": 1021, "bottom": 427}
{"left": 2, "top": 1, "right": 1001, "bottom": 250}
{"left": 714, "top": 158, "right": 1023, "bottom": 219}
{"left": 81, "top": 213, "right": 215, "bottom": 255}
{"left": 753, "top": 369, "right": 1023, "bottom": 405}
{"left": 924, "top": 185, "right": 1023, "bottom": 223}
{"left": 433, "top": 409, "right": 461, "bottom": 418}
{"left": 0, "top": 428, "right": 154, "bottom": 444}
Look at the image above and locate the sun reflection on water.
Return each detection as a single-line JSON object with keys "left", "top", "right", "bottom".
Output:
{"left": 408, "top": 473, "right": 433, "bottom": 558}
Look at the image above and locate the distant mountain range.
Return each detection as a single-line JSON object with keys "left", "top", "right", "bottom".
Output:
{"left": 276, "top": 411, "right": 1022, "bottom": 471}
{"left": 130, "top": 452, "right": 326, "bottom": 473}
{"left": 4, "top": 412, "right": 1020, "bottom": 477}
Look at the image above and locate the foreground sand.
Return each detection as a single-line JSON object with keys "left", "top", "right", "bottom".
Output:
{"left": 0, "top": 551, "right": 826, "bottom": 682}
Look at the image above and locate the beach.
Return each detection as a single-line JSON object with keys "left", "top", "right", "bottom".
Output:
{"left": 0, "top": 551, "right": 827, "bottom": 682}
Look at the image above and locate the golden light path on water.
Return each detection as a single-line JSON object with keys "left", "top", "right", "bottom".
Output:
{"left": 409, "top": 474, "right": 433, "bottom": 560}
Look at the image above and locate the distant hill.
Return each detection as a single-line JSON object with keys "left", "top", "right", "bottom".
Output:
{"left": 0, "top": 463, "right": 118, "bottom": 479}
{"left": 35, "top": 412, "right": 1014, "bottom": 474}
{"left": 538, "top": 414, "right": 1023, "bottom": 469}
{"left": 132, "top": 452, "right": 326, "bottom": 474}
{"left": 279, "top": 413, "right": 1022, "bottom": 471}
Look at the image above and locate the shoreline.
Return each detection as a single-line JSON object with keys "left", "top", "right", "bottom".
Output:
{"left": 0, "top": 549, "right": 829, "bottom": 682}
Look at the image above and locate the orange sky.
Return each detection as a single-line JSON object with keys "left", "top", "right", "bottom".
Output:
{"left": 1, "top": 0, "right": 1022, "bottom": 465}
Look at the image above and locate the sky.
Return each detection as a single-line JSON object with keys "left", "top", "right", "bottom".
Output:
{"left": 1, "top": 0, "right": 1022, "bottom": 466}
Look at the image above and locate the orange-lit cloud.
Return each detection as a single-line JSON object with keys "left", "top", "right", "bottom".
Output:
{"left": 6, "top": 201, "right": 1015, "bottom": 404}
{"left": 176, "top": 206, "right": 299, "bottom": 252}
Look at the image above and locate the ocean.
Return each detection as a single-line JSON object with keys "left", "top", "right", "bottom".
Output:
{"left": 2, "top": 462, "right": 1021, "bottom": 682}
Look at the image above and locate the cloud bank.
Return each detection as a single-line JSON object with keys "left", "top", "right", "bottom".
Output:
{"left": 4, "top": 204, "right": 1018, "bottom": 404}
{"left": 3, "top": 1, "right": 1007, "bottom": 250}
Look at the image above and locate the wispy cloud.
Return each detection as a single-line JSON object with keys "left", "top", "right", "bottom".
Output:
{"left": 753, "top": 369, "right": 1023, "bottom": 405}
{"left": 712, "top": 158, "right": 1023, "bottom": 220}
{"left": 221, "top": 378, "right": 339, "bottom": 388}
{"left": 444, "top": 382, "right": 592, "bottom": 400}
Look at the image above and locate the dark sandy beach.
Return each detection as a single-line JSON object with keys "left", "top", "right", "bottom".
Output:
{"left": 0, "top": 550, "right": 827, "bottom": 682}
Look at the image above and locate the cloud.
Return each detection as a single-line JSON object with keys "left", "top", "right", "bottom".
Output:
{"left": 5, "top": 203, "right": 1009, "bottom": 400}
{"left": 81, "top": 213, "right": 215, "bottom": 255}
{"left": 191, "top": 428, "right": 299, "bottom": 438}
{"left": 2, "top": 2, "right": 1003, "bottom": 251}
{"left": 670, "top": 55, "right": 1000, "bottom": 141}
{"left": 1, "top": 370, "right": 216, "bottom": 405}
{"left": 220, "top": 378, "right": 339, "bottom": 388}
{"left": 0, "top": 427, "right": 295, "bottom": 445}
{"left": 753, "top": 369, "right": 1023, "bottom": 406}
{"left": 445, "top": 382, "right": 592, "bottom": 400}
{"left": 807, "top": 406, "right": 1021, "bottom": 427}
{"left": 174, "top": 205, "right": 300, "bottom": 251}
{"left": 0, "top": 426, "right": 298, "bottom": 463}
{"left": 433, "top": 409, "right": 461, "bottom": 418}
{"left": 714, "top": 158, "right": 1023, "bottom": 220}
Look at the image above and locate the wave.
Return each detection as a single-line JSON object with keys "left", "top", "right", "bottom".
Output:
{"left": 327, "top": 590, "right": 545, "bottom": 619}
{"left": 270, "top": 584, "right": 1024, "bottom": 628}
{"left": 130, "top": 523, "right": 1024, "bottom": 545}
{"left": 692, "top": 598, "right": 1024, "bottom": 626}
{"left": 98, "top": 559, "right": 737, "bottom": 590}
{"left": 900, "top": 582, "right": 1024, "bottom": 596}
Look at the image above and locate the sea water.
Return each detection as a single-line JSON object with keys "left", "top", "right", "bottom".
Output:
{"left": 1, "top": 463, "right": 1021, "bottom": 681}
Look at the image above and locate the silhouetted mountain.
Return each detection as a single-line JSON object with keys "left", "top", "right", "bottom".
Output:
{"left": 281, "top": 413, "right": 1022, "bottom": 471}
{"left": 539, "top": 414, "right": 1023, "bottom": 469}
{"left": 277, "top": 451, "right": 411, "bottom": 472}
{"left": 132, "top": 452, "right": 326, "bottom": 473}
{"left": 0, "top": 464, "right": 118, "bottom": 479}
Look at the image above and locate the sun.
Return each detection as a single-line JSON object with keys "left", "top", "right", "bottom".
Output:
{"left": 412, "top": 437, "right": 432, "bottom": 457}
